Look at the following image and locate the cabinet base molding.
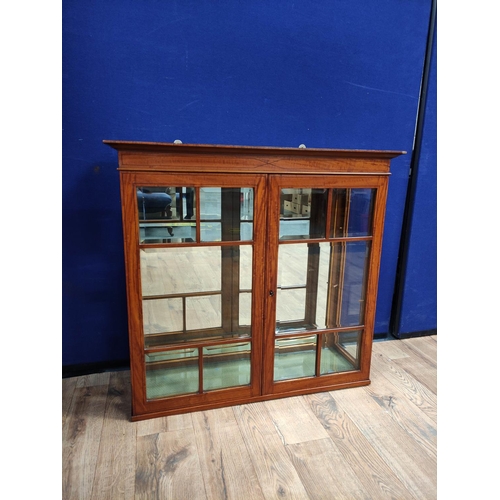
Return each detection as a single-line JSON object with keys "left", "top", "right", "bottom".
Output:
{"left": 130, "top": 379, "right": 371, "bottom": 421}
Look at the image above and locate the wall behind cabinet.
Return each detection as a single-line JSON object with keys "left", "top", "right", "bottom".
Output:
{"left": 62, "top": 0, "right": 435, "bottom": 368}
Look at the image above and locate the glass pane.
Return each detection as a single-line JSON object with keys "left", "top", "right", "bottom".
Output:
{"left": 279, "top": 188, "right": 327, "bottom": 240}
{"left": 142, "top": 297, "right": 183, "bottom": 335}
{"left": 320, "top": 330, "right": 361, "bottom": 374}
{"left": 274, "top": 336, "right": 317, "bottom": 381}
{"left": 200, "top": 187, "right": 221, "bottom": 220}
{"left": 275, "top": 243, "right": 325, "bottom": 333}
{"left": 141, "top": 246, "right": 253, "bottom": 346}
{"left": 275, "top": 241, "right": 370, "bottom": 334}
{"left": 186, "top": 295, "right": 221, "bottom": 330}
{"left": 240, "top": 188, "right": 254, "bottom": 220}
{"left": 331, "top": 189, "right": 375, "bottom": 238}
{"left": 203, "top": 342, "right": 251, "bottom": 391}
{"left": 138, "top": 186, "right": 196, "bottom": 244}
{"left": 339, "top": 241, "right": 371, "bottom": 327}
{"left": 201, "top": 222, "right": 221, "bottom": 241}
{"left": 145, "top": 348, "right": 198, "bottom": 399}
{"left": 277, "top": 244, "right": 308, "bottom": 287}
{"left": 200, "top": 187, "right": 253, "bottom": 242}
{"left": 239, "top": 292, "right": 252, "bottom": 326}
{"left": 276, "top": 288, "right": 307, "bottom": 330}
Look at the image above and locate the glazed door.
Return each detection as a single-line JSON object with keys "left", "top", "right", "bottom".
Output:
{"left": 121, "top": 172, "right": 267, "bottom": 417}
{"left": 262, "top": 174, "right": 389, "bottom": 395}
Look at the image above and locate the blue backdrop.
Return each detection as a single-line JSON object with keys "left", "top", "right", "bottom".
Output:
{"left": 62, "top": 0, "right": 436, "bottom": 368}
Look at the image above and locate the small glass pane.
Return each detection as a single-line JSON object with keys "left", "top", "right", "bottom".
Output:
{"left": 186, "top": 295, "right": 222, "bottom": 331}
{"left": 200, "top": 188, "right": 221, "bottom": 220}
{"left": 240, "top": 188, "right": 254, "bottom": 220}
{"left": 276, "top": 288, "right": 307, "bottom": 330}
{"left": 279, "top": 188, "right": 327, "bottom": 240}
{"left": 142, "top": 298, "right": 183, "bottom": 335}
{"left": 239, "top": 246, "right": 253, "bottom": 290}
{"left": 203, "top": 342, "right": 251, "bottom": 391}
{"left": 145, "top": 348, "right": 198, "bottom": 399}
{"left": 331, "top": 189, "right": 375, "bottom": 238}
{"left": 201, "top": 222, "right": 221, "bottom": 241}
{"left": 339, "top": 241, "right": 371, "bottom": 327}
{"left": 200, "top": 187, "right": 254, "bottom": 242}
{"left": 277, "top": 244, "right": 308, "bottom": 287}
{"left": 239, "top": 292, "right": 252, "bottom": 326}
{"left": 320, "top": 330, "right": 361, "bottom": 374}
{"left": 274, "top": 336, "right": 317, "bottom": 381}
{"left": 138, "top": 186, "right": 196, "bottom": 244}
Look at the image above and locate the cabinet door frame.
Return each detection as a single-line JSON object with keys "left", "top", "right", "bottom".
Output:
{"left": 120, "top": 171, "right": 267, "bottom": 418}
{"left": 262, "top": 174, "right": 389, "bottom": 396}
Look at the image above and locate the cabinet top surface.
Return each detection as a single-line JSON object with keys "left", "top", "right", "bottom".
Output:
{"left": 103, "top": 140, "right": 405, "bottom": 159}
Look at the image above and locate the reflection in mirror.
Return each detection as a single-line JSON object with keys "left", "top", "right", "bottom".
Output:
{"left": 137, "top": 186, "right": 196, "bottom": 244}
{"left": 145, "top": 348, "right": 199, "bottom": 398}
{"left": 331, "top": 188, "right": 375, "bottom": 237}
{"left": 320, "top": 330, "right": 361, "bottom": 374}
{"left": 275, "top": 241, "right": 370, "bottom": 334}
{"left": 142, "top": 298, "right": 184, "bottom": 335}
{"left": 203, "top": 342, "right": 251, "bottom": 391}
{"left": 336, "top": 241, "right": 371, "bottom": 327}
{"left": 186, "top": 295, "right": 222, "bottom": 330}
{"left": 200, "top": 187, "right": 254, "bottom": 242}
{"left": 274, "top": 335, "right": 317, "bottom": 381}
{"left": 279, "top": 188, "right": 327, "bottom": 240}
{"left": 141, "top": 246, "right": 253, "bottom": 347}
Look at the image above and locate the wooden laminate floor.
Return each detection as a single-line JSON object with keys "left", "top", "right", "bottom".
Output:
{"left": 62, "top": 336, "right": 437, "bottom": 500}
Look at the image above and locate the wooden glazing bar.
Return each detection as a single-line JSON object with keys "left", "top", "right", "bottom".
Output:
{"left": 144, "top": 324, "right": 251, "bottom": 343}
{"left": 195, "top": 187, "right": 201, "bottom": 242}
{"left": 182, "top": 296, "right": 187, "bottom": 333}
{"left": 275, "top": 324, "right": 365, "bottom": 340}
{"left": 142, "top": 290, "right": 222, "bottom": 300}
{"left": 278, "top": 236, "right": 373, "bottom": 245}
{"left": 138, "top": 239, "right": 254, "bottom": 250}
{"left": 304, "top": 243, "right": 320, "bottom": 327}
{"left": 198, "top": 347, "right": 203, "bottom": 394}
{"left": 144, "top": 336, "right": 253, "bottom": 354}
{"left": 324, "top": 188, "right": 333, "bottom": 241}
{"left": 315, "top": 334, "right": 322, "bottom": 377}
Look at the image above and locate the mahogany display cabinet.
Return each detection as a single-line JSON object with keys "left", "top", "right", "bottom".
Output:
{"left": 104, "top": 140, "right": 405, "bottom": 421}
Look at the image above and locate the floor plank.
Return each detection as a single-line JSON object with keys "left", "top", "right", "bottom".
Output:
{"left": 62, "top": 384, "right": 109, "bottom": 500}
{"left": 234, "top": 402, "right": 311, "bottom": 499}
{"left": 136, "top": 412, "right": 193, "bottom": 437}
{"left": 371, "top": 350, "right": 437, "bottom": 422}
{"left": 372, "top": 339, "right": 411, "bottom": 360}
{"left": 401, "top": 336, "right": 437, "bottom": 365}
{"left": 191, "top": 407, "right": 266, "bottom": 499}
{"left": 135, "top": 429, "right": 207, "bottom": 500}
{"left": 265, "top": 395, "right": 329, "bottom": 445}
{"left": 90, "top": 372, "right": 136, "bottom": 500}
{"left": 306, "top": 392, "right": 416, "bottom": 500}
{"left": 75, "top": 372, "right": 111, "bottom": 388}
{"left": 368, "top": 365, "right": 437, "bottom": 460}
{"left": 287, "top": 437, "right": 371, "bottom": 499}
{"left": 62, "top": 377, "right": 77, "bottom": 428}
{"left": 330, "top": 387, "right": 437, "bottom": 500}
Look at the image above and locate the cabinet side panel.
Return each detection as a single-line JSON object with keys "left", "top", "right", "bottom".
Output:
{"left": 119, "top": 171, "right": 147, "bottom": 415}
{"left": 359, "top": 176, "right": 389, "bottom": 376}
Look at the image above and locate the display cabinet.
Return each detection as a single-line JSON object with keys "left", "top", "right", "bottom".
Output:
{"left": 104, "top": 140, "right": 404, "bottom": 420}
